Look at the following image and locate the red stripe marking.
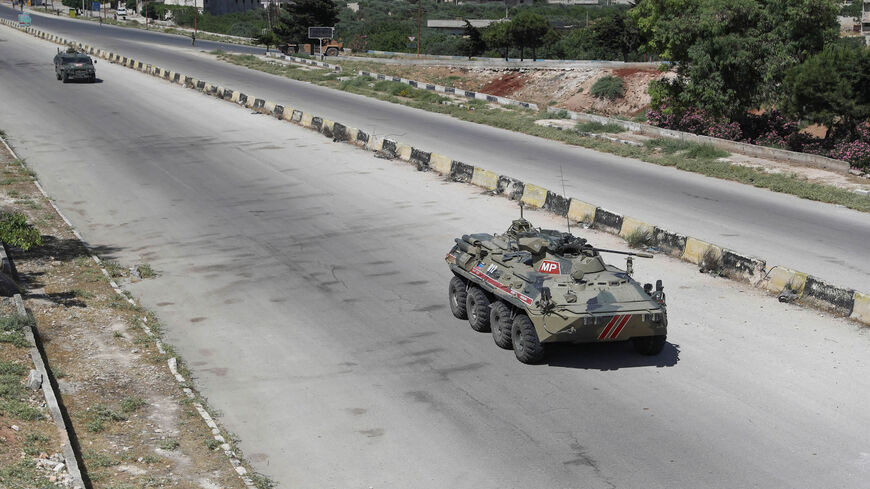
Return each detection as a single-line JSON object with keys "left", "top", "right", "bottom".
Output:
{"left": 609, "top": 315, "right": 632, "bottom": 339}
{"left": 470, "top": 267, "right": 533, "bottom": 305}
{"left": 598, "top": 315, "right": 621, "bottom": 340}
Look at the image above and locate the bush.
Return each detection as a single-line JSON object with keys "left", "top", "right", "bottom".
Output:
{"left": 0, "top": 212, "right": 42, "bottom": 251}
{"left": 590, "top": 75, "right": 624, "bottom": 100}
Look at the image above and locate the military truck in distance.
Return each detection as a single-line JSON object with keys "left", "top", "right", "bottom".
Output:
{"left": 53, "top": 48, "right": 96, "bottom": 83}
{"left": 446, "top": 216, "right": 668, "bottom": 364}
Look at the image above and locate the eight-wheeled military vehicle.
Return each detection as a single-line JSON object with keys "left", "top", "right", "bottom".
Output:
{"left": 446, "top": 215, "right": 668, "bottom": 364}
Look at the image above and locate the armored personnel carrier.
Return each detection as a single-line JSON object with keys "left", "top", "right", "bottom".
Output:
{"left": 446, "top": 215, "right": 667, "bottom": 364}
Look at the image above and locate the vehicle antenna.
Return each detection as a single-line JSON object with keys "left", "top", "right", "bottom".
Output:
{"left": 560, "top": 164, "right": 571, "bottom": 234}
{"left": 519, "top": 201, "right": 524, "bottom": 219}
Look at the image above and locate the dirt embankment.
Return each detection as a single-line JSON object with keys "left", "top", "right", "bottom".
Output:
{"left": 353, "top": 62, "right": 669, "bottom": 116}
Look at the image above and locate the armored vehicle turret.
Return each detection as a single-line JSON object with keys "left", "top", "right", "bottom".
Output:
{"left": 446, "top": 216, "right": 667, "bottom": 364}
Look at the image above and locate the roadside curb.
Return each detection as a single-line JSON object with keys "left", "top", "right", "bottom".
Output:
{"left": 264, "top": 51, "right": 342, "bottom": 72}
{"left": 356, "top": 69, "right": 539, "bottom": 111}
{"left": 15, "top": 293, "right": 85, "bottom": 489}
{"left": 4, "top": 20, "right": 867, "bottom": 329}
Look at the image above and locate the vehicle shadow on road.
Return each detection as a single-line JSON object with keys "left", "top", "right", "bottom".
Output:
{"left": 544, "top": 341, "right": 680, "bottom": 370}
{"left": 64, "top": 78, "right": 104, "bottom": 84}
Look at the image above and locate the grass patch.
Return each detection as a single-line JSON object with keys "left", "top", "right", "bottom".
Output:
{"left": 136, "top": 263, "right": 156, "bottom": 279}
{"left": 625, "top": 229, "right": 652, "bottom": 248}
{"left": 590, "top": 75, "right": 624, "bottom": 100}
{"left": 159, "top": 439, "right": 179, "bottom": 450}
{"left": 119, "top": 396, "right": 146, "bottom": 413}
{"left": 205, "top": 438, "right": 221, "bottom": 450}
{"left": 0, "top": 460, "right": 52, "bottom": 489}
{"left": 86, "top": 404, "right": 127, "bottom": 432}
{"left": 0, "top": 399, "right": 42, "bottom": 420}
{"left": 551, "top": 109, "right": 571, "bottom": 119}
{"left": 575, "top": 121, "right": 626, "bottom": 133}
{"left": 23, "top": 432, "right": 50, "bottom": 456}
{"left": 72, "top": 288, "right": 94, "bottom": 299}
{"left": 102, "top": 260, "right": 126, "bottom": 278}
{"left": 83, "top": 449, "right": 120, "bottom": 468}
{"left": 0, "top": 314, "right": 33, "bottom": 348}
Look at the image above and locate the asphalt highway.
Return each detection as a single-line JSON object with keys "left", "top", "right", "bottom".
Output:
{"left": 2, "top": 4, "right": 869, "bottom": 293}
{"left": 2, "top": 25, "right": 870, "bottom": 489}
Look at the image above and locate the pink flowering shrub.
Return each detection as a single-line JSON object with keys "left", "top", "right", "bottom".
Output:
{"left": 646, "top": 107, "right": 870, "bottom": 170}
{"left": 830, "top": 140, "right": 870, "bottom": 169}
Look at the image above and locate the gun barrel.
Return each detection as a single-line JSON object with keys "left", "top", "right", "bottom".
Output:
{"left": 592, "top": 247, "right": 653, "bottom": 258}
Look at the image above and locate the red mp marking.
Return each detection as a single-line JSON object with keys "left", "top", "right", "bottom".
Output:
{"left": 539, "top": 260, "right": 561, "bottom": 274}
{"left": 470, "top": 267, "right": 533, "bottom": 305}
{"left": 599, "top": 315, "right": 632, "bottom": 340}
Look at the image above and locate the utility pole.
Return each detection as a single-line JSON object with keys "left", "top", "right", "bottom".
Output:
{"left": 417, "top": 0, "right": 421, "bottom": 56}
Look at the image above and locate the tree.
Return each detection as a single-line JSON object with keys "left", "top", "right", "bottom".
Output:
{"left": 462, "top": 20, "right": 486, "bottom": 60}
{"left": 632, "top": 0, "right": 838, "bottom": 120}
{"left": 483, "top": 21, "right": 512, "bottom": 61}
{"left": 255, "top": 29, "right": 279, "bottom": 53}
{"left": 782, "top": 43, "right": 870, "bottom": 141}
{"left": 273, "top": 0, "right": 339, "bottom": 46}
{"left": 509, "top": 10, "right": 549, "bottom": 61}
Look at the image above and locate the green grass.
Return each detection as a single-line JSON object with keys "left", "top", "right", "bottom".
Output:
{"left": 136, "top": 263, "right": 156, "bottom": 279}
{"left": 0, "top": 399, "right": 42, "bottom": 420}
{"left": 119, "top": 396, "right": 146, "bottom": 413}
{"left": 23, "top": 433, "right": 50, "bottom": 456}
{"left": 86, "top": 404, "right": 127, "bottom": 432}
{"left": 159, "top": 439, "right": 180, "bottom": 450}
{"left": 0, "top": 315, "right": 33, "bottom": 348}
{"left": 625, "top": 229, "right": 652, "bottom": 248}
{"left": 0, "top": 460, "right": 53, "bottom": 489}
{"left": 590, "top": 75, "right": 625, "bottom": 100}
{"left": 83, "top": 449, "right": 120, "bottom": 468}
{"left": 211, "top": 53, "right": 870, "bottom": 213}
{"left": 575, "top": 121, "right": 626, "bottom": 133}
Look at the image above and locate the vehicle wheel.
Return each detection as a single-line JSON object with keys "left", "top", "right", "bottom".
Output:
{"left": 489, "top": 301, "right": 513, "bottom": 349}
{"left": 631, "top": 335, "right": 667, "bottom": 355}
{"left": 56, "top": 71, "right": 61, "bottom": 80}
{"left": 62, "top": 72, "right": 68, "bottom": 83}
{"left": 448, "top": 276, "right": 468, "bottom": 320}
{"left": 90, "top": 75, "right": 96, "bottom": 83}
{"left": 465, "top": 286, "right": 491, "bottom": 332}
{"left": 325, "top": 47, "right": 338, "bottom": 56}
{"left": 512, "top": 314, "right": 544, "bottom": 364}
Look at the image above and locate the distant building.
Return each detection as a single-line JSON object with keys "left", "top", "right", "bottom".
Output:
{"left": 864, "top": 1, "right": 870, "bottom": 40}
{"left": 427, "top": 19, "right": 506, "bottom": 35}
{"left": 160, "top": 0, "right": 262, "bottom": 15}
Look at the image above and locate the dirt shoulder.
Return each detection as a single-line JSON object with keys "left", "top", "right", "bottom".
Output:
{"left": 0, "top": 139, "right": 263, "bottom": 488}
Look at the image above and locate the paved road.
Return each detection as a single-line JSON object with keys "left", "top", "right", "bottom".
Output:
{"left": 3, "top": 26, "right": 870, "bottom": 489}
{"left": 2, "top": 4, "right": 869, "bottom": 292}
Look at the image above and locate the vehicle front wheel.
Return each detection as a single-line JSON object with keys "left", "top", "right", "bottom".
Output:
{"left": 325, "top": 47, "right": 338, "bottom": 56}
{"left": 512, "top": 314, "right": 544, "bottom": 364}
{"left": 56, "top": 71, "right": 61, "bottom": 80}
{"left": 466, "top": 286, "right": 491, "bottom": 332}
{"left": 489, "top": 301, "right": 513, "bottom": 349}
{"left": 448, "top": 276, "right": 468, "bottom": 320}
{"left": 631, "top": 335, "right": 667, "bottom": 355}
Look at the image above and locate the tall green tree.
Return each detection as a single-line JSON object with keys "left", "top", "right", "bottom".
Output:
{"left": 273, "top": 0, "right": 339, "bottom": 46}
{"left": 632, "top": 0, "right": 838, "bottom": 119}
{"left": 782, "top": 43, "right": 870, "bottom": 140}
{"left": 509, "top": 10, "right": 549, "bottom": 60}
{"left": 462, "top": 20, "right": 486, "bottom": 60}
{"left": 483, "top": 21, "right": 512, "bottom": 60}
